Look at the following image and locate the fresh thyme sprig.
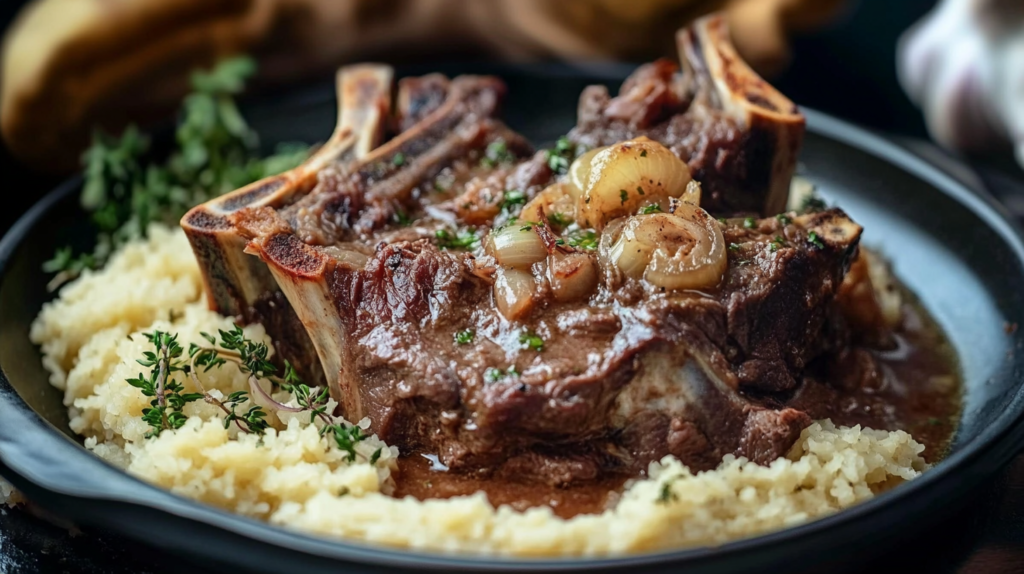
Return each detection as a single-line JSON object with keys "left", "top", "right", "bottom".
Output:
{"left": 126, "top": 331, "right": 204, "bottom": 438}
{"left": 127, "top": 325, "right": 375, "bottom": 462}
{"left": 46, "top": 56, "right": 310, "bottom": 289}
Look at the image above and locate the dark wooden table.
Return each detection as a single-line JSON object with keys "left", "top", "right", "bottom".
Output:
{"left": 2, "top": 143, "right": 1024, "bottom": 574}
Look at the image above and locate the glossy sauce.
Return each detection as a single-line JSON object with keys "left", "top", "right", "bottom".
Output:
{"left": 390, "top": 293, "right": 962, "bottom": 518}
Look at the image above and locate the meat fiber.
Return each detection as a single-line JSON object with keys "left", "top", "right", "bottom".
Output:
{"left": 182, "top": 15, "right": 854, "bottom": 484}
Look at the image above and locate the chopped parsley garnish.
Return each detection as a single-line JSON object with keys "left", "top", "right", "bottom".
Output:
{"left": 637, "top": 186, "right": 645, "bottom": 196}
{"left": 455, "top": 329, "right": 475, "bottom": 345}
{"left": 641, "top": 204, "right": 663, "bottom": 214}
{"left": 565, "top": 229, "right": 599, "bottom": 251}
{"left": 743, "top": 217, "right": 756, "bottom": 229}
{"left": 545, "top": 136, "right": 576, "bottom": 174}
{"left": 801, "top": 193, "right": 828, "bottom": 213}
{"left": 480, "top": 139, "right": 515, "bottom": 168}
{"left": 392, "top": 209, "right": 412, "bottom": 226}
{"left": 769, "top": 236, "right": 785, "bottom": 252}
{"left": 656, "top": 481, "right": 679, "bottom": 504}
{"left": 728, "top": 243, "right": 741, "bottom": 252}
{"left": 501, "top": 189, "right": 527, "bottom": 213}
{"left": 547, "top": 212, "right": 573, "bottom": 227}
{"left": 392, "top": 152, "right": 406, "bottom": 167}
{"left": 435, "top": 228, "right": 479, "bottom": 250}
{"left": 620, "top": 189, "right": 629, "bottom": 205}
{"left": 519, "top": 331, "right": 544, "bottom": 352}
{"left": 807, "top": 230, "right": 825, "bottom": 249}
{"left": 775, "top": 213, "right": 791, "bottom": 225}
{"left": 640, "top": 150, "right": 647, "bottom": 157}
{"left": 485, "top": 366, "right": 520, "bottom": 382}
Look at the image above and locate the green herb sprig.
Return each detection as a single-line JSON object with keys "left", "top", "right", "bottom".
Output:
{"left": 46, "top": 56, "right": 310, "bottom": 289}
{"left": 435, "top": 227, "right": 479, "bottom": 250}
{"left": 126, "top": 331, "right": 204, "bottom": 438}
{"left": 127, "top": 326, "right": 374, "bottom": 464}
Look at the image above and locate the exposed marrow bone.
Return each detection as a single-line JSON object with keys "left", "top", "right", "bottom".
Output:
{"left": 181, "top": 65, "right": 392, "bottom": 318}
{"left": 679, "top": 15, "right": 805, "bottom": 216}
{"left": 242, "top": 230, "right": 359, "bottom": 418}
{"left": 569, "top": 15, "right": 804, "bottom": 217}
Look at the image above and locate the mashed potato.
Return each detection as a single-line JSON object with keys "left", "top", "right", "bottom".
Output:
{"left": 21, "top": 224, "right": 928, "bottom": 556}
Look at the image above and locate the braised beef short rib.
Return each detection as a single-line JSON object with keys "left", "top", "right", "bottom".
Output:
{"left": 182, "top": 15, "right": 862, "bottom": 483}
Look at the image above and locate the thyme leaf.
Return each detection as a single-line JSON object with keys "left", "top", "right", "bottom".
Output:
{"left": 47, "top": 56, "right": 310, "bottom": 288}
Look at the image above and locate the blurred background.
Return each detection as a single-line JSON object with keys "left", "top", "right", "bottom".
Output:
{"left": 1, "top": 0, "right": 1018, "bottom": 201}
{"left": 4, "top": 0, "right": 1023, "bottom": 234}
{"left": 3, "top": 0, "right": 1024, "bottom": 572}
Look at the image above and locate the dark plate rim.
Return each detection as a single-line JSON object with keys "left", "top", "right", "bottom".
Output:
{"left": 1, "top": 98, "right": 1024, "bottom": 570}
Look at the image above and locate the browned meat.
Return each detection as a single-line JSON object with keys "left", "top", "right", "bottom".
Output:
{"left": 571, "top": 18, "right": 804, "bottom": 217}
{"left": 241, "top": 205, "right": 858, "bottom": 481}
{"left": 395, "top": 74, "right": 450, "bottom": 132}
{"left": 183, "top": 15, "right": 850, "bottom": 486}
{"left": 182, "top": 64, "right": 394, "bottom": 384}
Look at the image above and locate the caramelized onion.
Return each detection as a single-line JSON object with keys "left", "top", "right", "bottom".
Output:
{"left": 569, "top": 136, "right": 692, "bottom": 230}
{"left": 487, "top": 224, "right": 547, "bottom": 269}
{"left": 547, "top": 251, "right": 598, "bottom": 302}
{"left": 494, "top": 266, "right": 536, "bottom": 320}
{"left": 569, "top": 147, "right": 601, "bottom": 199}
{"left": 680, "top": 180, "right": 702, "bottom": 206}
{"left": 601, "top": 203, "right": 726, "bottom": 291}
{"left": 520, "top": 183, "right": 577, "bottom": 228}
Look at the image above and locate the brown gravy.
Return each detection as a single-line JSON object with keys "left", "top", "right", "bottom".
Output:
{"left": 393, "top": 455, "right": 628, "bottom": 519}
{"left": 391, "top": 295, "right": 962, "bottom": 518}
{"left": 794, "top": 296, "right": 962, "bottom": 461}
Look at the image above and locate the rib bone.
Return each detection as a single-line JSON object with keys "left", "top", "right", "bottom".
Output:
{"left": 233, "top": 75, "right": 512, "bottom": 412}
{"left": 181, "top": 64, "right": 393, "bottom": 319}
{"left": 679, "top": 14, "right": 805, "bottom": 215}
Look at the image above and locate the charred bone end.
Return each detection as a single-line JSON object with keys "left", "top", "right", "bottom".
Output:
{"left": 679, "top": 14, "right": 805, "bottom": 216}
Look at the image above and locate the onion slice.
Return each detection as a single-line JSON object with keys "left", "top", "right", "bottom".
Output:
{"left": 547, "top": 251, "right": 599, "bottom": 302}
{"left": 494, "top": 266, "right": 537, "bottom": 320}
{"left": 569, "top": 136, "right": 692, "bottom": 230}
{"left": 601, "top": 203, "right": 726, "bottom": 291}
{"left": 487, "top": 224, "right": 547, "bottom": 269}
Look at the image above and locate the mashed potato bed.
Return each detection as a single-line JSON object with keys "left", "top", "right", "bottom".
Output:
{"left": 22, "top": 224, "right": 928, "bottom": 556}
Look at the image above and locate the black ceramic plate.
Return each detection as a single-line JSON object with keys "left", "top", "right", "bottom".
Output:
{"left": 2, "top": 64, "right": 1024, "bottom": 574}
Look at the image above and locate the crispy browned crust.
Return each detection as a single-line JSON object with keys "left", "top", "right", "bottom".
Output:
{"left": 180, "top": 64, "right": 392, "bottom": 319}
{"left": 679, "top": 14, "right": 805, "bottom": 216}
